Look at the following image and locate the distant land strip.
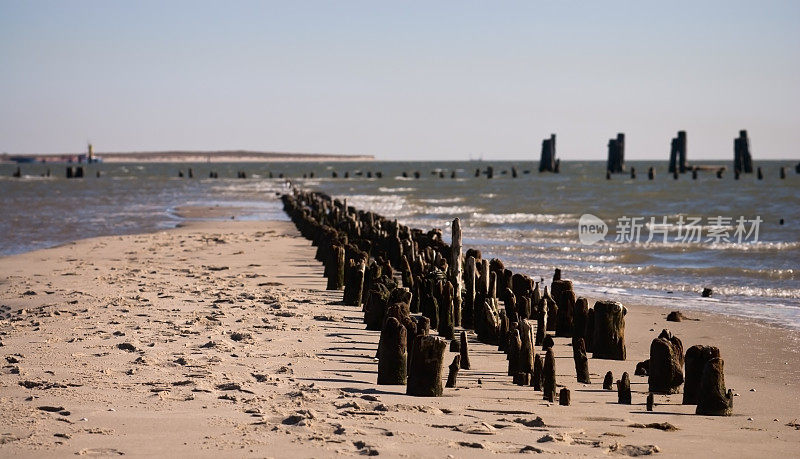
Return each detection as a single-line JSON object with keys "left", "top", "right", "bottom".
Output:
{"left": 1, "top": 150, "right": 375, "bottom": 163}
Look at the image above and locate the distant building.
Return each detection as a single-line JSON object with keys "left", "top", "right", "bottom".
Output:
{"left": 77, "top": 143, "right": 102, "bottom": 163}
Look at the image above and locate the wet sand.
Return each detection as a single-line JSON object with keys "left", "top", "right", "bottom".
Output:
{"left": 1, "top": 216, "right": 798, "bottom": 457}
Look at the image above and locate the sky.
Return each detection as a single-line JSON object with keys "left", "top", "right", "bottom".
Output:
{"left": 1, "top": 1, "right": 799, "bottom": 160}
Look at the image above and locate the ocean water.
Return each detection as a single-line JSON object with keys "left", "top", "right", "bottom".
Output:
{"left": 1, "top": 160, "right": 798, "bottom": 329}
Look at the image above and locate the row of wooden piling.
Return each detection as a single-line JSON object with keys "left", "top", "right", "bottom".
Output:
{"left": 10, "top": 162, "right": 799, "bottom": 180}
{"left": 281, "top": 188, "right": 734, "bottom": 415}
{"left": 607, "top": 164, "right": 791, "bottom": 180}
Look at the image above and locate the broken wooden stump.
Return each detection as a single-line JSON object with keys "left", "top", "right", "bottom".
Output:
{"left": 542, "top": 333, "right": 554, "bottom": 351}
{"left": 363, "top": 286, "right": 390, "bottom": 330}
{"left": 343, "top": 259, "right": 366, "bottom": 306}
{"left": 559, "top": 388, "right": 571, "bottom": 406}
{"left": 531, "top": 353, "right": 544, "bottom": 391}
{"left": 696, "top": 357, "right": 734, "bottom": 416}
{"left": 377, "top": 317, "right": 407, "bottom": 385}
{"left": 326, "top": 245, "right": 345, "bottom": 290}
{"left": 407, "top": 335, "right": 447, "bottom": 397}
{"left": 635, "top": 360, "right": 649, "bottom": 376}
{"left": 445, "top": 355, "right": 461, "bottom": 388}
{"left": 508, "top": 329, "right": 522, "bottom": 376}
{"left": 544, "top": 288, "right": 558, "bottom": 331}
{"left": 535, "top": 305, "right": 547, "bottom": 346}
{"left": 463, "top": 256, "right": 476, "bottom": 329}
{"left": 477, "top": 298, "right": 500, "bottom": 345}
{"left": 648, "top": 329, "right": 684, "bottom": 394}
{"left": 459, "top": 331, "right": 471, "bottom": 370}
{"left": 592, "top": 300, "right": 627, "bottom": 360}
{"left": 513, "top": 372, "right": 530, "bottom": 386}
{"left": 437, "top": 281, "right": 455, "bottom": 340}
{"left": 518, "top": 319, "right": 536, "bottom": 374}
{"left": 551, "top": 279, "right": 575, "bottom": 337}
{"left": 573, "top": 297, "right": 589, "bottom": 346}
{"left": 603, "top": 371, "right": 614, "bottom": 390}
{"left": 543, "top": 348, "right": 557, "bottom": 402}
{"left": 617, "top": 372, "right": 632, "bottom": 404}
{"left": 573, "top": 337, "right": 591, "bottom": 384}
{"left": 683, "top": 345, "right": 720, "bottom": 405}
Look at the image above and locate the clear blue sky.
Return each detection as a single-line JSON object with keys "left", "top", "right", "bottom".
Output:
{"left": 1, "top": 1, "right": 799, "bottom": 160}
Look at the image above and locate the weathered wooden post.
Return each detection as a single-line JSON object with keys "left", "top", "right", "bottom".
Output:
{"left": 544, "top": 289, "right": 558, "bottom": 331}
{"left": 585, "top": 307, "right": 594, "bottom": 352}
{"left": 508, "top": 329, "right": 522, "bottom": 376}
{"left": 542, "top": 333, "right": 554, "bottom": 351}
{"left": 617, "top": 372, "right": 631, "bottom": 404}
{"left": 535, "top": 304, "right": 547, "bottom": 346}
{"left": 378, "top": 317, "right": 408, "bottom": 385}
{"left": 438, "top": 281, "right": 455, "bottom": 340}
{"left": 603, "top": 371, "right": 614, "bottom": 390}
{"left": 696, "top": 358, "right": 734, "bottom": 416}
{"left": 648, "top": 329, "right": 684, "bottom": 394}
{"left": 559, "top": 388, "right": 571, "bottom": 406}
{"left": 451, "top": 218, "right": 463, "bottom": 327}
{"left": 498, "top": 312, "right": 509, "bottom": 352}
{"left": 573, "top": 297, "right": 589, "bottom": 346}
{"left": 592, "top": 300, "right": 626, "bottom": 360}
{"left": 327, "top": 245, "right": 345, "bottom": 290}
{"left": 647, "top": 393, "right": 654, "bottom": 411}
{"left": 648, "top": 167, "right": 655, "bottom": 180}
{"left": 445, "top": 355, "right": 461, "bottom": 388}
{"left": 407, "top": 335, "right": 447, "bottom": 397}
{"left": 531, "top": 353, "right": 544, "bottom": 391}
{"left": 477, "top": 297, "right": 500, "bottom": 345}
{"left": 343, "top": 259, "right": 366, "bottom": 306}
{"left": 683, "top": 345, "right": 720, "bottom": 405}
{"left": 463, "top": 256, "right": 476, "bottom": 329}
{"left": 519, "top": 320, "right": 536, "bottom": 374}
{"left": 459, "top": 331, "right": 471, "bottom": 370}
{"left": 551, "top": 279, "right": 575, "bottom": 337}
{"left": 543, "top": 348, "right": 557, "bottom": 402}
{"left": 573, "top": 337, "right": 590, "bottom": 384}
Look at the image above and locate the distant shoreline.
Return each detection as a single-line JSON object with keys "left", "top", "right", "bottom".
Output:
{"left": 0, "top": 150, "right": 375, "bottom": 163}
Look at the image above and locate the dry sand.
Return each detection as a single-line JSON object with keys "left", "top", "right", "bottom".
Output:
{"left": 1, "top": 215, "right": 799, "bottom": 457}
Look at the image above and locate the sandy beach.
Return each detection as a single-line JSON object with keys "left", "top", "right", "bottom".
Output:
{"left": 1, "top": 212, "right": 799, "bottom": 458}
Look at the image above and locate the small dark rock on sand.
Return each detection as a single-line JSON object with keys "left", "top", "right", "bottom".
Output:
{"left": 38, "top": 406, "right": 65, "bottom": 412}
{"left": 116, "top": 343, "right": 137, "bottom": 352}
{"left": 666, "top": 311, "right": 684, "bottom": 322}
{"left": 629, "top": 422, "right": 678, "bottom": 431}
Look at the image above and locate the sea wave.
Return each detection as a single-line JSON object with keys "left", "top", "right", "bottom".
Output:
{"left": 470, "top": 212, "right": 576, "bottom": 225}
